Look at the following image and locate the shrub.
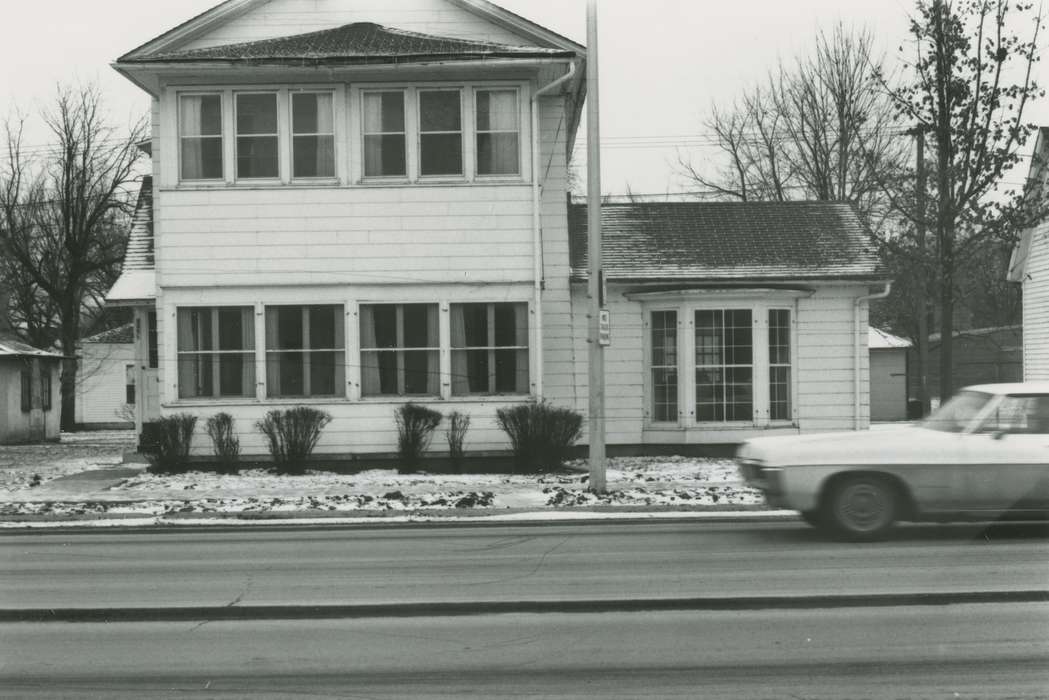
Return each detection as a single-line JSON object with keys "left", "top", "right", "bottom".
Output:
{"left": 496, "top": 402, "right": 583, "bottom": 472}
{"left": 255, "top": 407, "right": 332, "bottom": 475}
{"left": 445, "top": 411, "right": 471, "bottom": 471}
{"left": 148, "top": 413, "right": 198, "bottom": 474}
{"left": 396, "top": 403, "right": 442, "bottom": 469}
{"left": 205, "top": 412, "right": 240, "bottom": 473}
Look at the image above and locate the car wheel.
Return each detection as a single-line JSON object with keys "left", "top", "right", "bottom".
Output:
{"left": 824, "top": 475, "right": 897, "bottom": 541}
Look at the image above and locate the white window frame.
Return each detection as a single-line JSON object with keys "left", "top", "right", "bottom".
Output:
{"left": 473, "top": 87, "right": 523, "bottom": 179}
{"left": 360, "top": 89, "right": 409, "bottom": 181}
{"left": 449, "top": 302, "right": 530, "bottom": 397}
{"left": 644, "top": 299, "right": 799, "bottom": 430}
{"left": 359, "top": 302, "right": 442, "bottom": 399}
{"left": 289, "top": 90, "right": 337, "bottom": 182}
{"left": 264, "top": 304, "right": 346, "bottom": 398}
{"left": 645, "top": 308, "right": 680, "bottom": 425}
{"left": 417, "top": 87, "right": 466, "bottom": 180}
{"left": 177, "top": 92, "right": 225, "bottom": 183}
{"left": 234, "top": 91, "right": 282, "bottom": 182}
{"left": 175, "top": 306, "right": 257, "bottom": 400}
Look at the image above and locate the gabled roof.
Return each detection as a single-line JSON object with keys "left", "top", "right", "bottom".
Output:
{"left": 0, "top": 337, "right": 65, "bottom": 360}
{"left": 82, "top": 323, "right": 135, "bottom": 345}
{"left": 106, "top": 177, "right": 156, "bottom": 306}
{"left": 123, "top": 22, "right": 573, "bottom": 65}
{"left": 1008, "top": 126, "right": 1049, "bottom": 282}
{"left": 117, "top": 0, "right": 583, "bottom": 63}
{"left": 568, "top": 201, "right": 884, "bottom": 283}
{"left": 869, "top": 327, "right": 911, "bottom": 349}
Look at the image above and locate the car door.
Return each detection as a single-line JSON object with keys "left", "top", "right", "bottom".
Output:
{"left": 959, "top": 394, "right": 1049, "bottom": 513}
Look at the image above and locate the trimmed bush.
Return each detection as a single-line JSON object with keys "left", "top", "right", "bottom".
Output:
{"left": 256, "top": 407, "right": 332, "bottom": 475}
{"left": 205, "top": 412, "right": 240, "bottom": 473}
{"left": 496, "top": 402, "right": 583, "bottom": 472}
{"left": 445, "top": 411, "right": 471, "bottom": 471}
{"left": 148, "top": 413, "right": 198, "bottom": 474}
{"left": 396, "top": 403, "right": 442, "bottom": 469}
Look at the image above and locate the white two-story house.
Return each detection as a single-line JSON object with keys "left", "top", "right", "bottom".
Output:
{"left": 107, "top": 0, "right": 887, "bottom": 459}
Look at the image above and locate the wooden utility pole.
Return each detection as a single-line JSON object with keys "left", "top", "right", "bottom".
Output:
{"left": 586, "top": 0, "right": 606, "bottom": 493}
{"left": 910, "top": 126, "right": 931, "bottom": 416}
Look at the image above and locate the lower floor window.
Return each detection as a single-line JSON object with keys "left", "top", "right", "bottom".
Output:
{"left": 20, "top": 370, "right": 31, "bottom": 413}
{"left": 177, "top": 307, "right": 256, "bottom": 399}
{"left": 265, "top": 305, "right": 344, "bottom": 398}
{"left": 648, "top": 306, "right": 793, "bottom": 425}
{"left": 360, "top": 304, "right": 439, "bottom": 397}
{"left": 450, "top": 302, "right": 529, "bottom": 395}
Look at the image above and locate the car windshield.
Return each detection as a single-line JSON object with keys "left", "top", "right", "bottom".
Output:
{"left": 922, "top": 390, "right": 994, "bottom": 432}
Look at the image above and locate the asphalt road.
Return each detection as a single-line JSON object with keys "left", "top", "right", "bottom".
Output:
{"left": 3, "top": 605, "right": 1048, "bottom": 698}
{"left": 2, "top": 520, "right": 1048, "bottom": 611}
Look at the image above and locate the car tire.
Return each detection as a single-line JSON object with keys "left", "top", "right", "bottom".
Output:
{"left": 823, "top": 475, "right": 897, "bottom": 541}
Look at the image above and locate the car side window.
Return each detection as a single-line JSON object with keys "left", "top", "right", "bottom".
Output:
{"left": 979, "top": 395, "right": 1049, "bottom": 434}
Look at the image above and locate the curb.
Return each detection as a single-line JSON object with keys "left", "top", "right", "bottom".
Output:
{"left": 5, "top": 590, "right": 1048, "bottom": 623}
{"left": 0, "top": 508, "right": 801, "bottom": 530}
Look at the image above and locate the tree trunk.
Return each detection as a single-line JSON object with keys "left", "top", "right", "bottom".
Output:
{"left": 59, "top": 314, "right": 79, "bottom": 432}
{"left": 938, "top": 229, "right": 955, "bottom": 401}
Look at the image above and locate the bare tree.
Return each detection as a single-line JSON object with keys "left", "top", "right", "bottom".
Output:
{"left": 680, "top": 24, "right": 909, "bottom": 231}
{"left": 0, "top": 84, "right": 146, "bottom": 429}
{"left": 878, "top": 0, "right": 1047, "bottom": 398}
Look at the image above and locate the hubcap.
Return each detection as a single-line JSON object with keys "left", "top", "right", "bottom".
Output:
{"left": 836, "top": 482, "right": 891, "bottom": 532}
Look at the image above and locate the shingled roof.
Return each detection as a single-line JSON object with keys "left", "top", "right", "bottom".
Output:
{"left": 126, "top": 22, "right": 574, "bottom": 65}
{"left": 568, "top": 201, "right": 884, "bottom": 283}
{"left": 82, "top": 323, "right": 135, "bottom": 345}
{"left": 105, "top": 177, "right": 155, "bottom": 305}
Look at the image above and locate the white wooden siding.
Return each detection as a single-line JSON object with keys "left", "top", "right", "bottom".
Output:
{"left": 180, "top": 0, "right": 537, "bottom": 51}
{"left": 1023, "top": 221, "right": 1049, "bottom": 380}
{"left": 76, "top": 343, "right": 137, "bottom": 426}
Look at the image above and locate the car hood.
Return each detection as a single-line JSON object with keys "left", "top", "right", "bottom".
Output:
{"left": 737, "top": 425, "right": 943, "bottom": 466}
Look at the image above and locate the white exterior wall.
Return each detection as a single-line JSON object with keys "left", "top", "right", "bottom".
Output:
{"left": 76, "top": 343, "right": 137, "bottom": 427}
{"left": 1022, "top": 221, "right": 1049, "bottom": 380}
{"left": 180, "top": 0, "right": 536, "bottom": 51}
{"left": 567, "top": 284, "right": 871, "bottom": 446}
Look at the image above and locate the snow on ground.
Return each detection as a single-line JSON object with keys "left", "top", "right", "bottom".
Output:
{"left": 0, "top": 441, "right": 765, "bottom": 518}
{"left": 0, "top": 432, "right": 133, "bottom": 490}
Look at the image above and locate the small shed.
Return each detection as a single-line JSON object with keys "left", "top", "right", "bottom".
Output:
{"left": 869, "top": 328, "right": 910, "bottom": 422}
{"left": 76, "top": 324, "right": 137, "bottom": 429}
{"left": 0, "top": 336, "right": 64, "bottom": 444}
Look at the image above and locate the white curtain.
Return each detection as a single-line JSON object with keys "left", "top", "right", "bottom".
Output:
{"left": 450, "top": 305, "right": 469, "bottom": 396}
{"left": 423, "top": 304, "right": 439, "bottom": 395}
{"left": 179, "top": 97, "right": 205, "bottom": 179}
{"left": 359, "top": 305, "right": 380, "bottom": 396}
{"left": 511, "top": 303, "right": 529, "bottom": 393}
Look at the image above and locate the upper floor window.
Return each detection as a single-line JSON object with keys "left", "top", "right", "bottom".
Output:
{"left": 236, "top": 93, "right": 279, "bottom": 179}
{"left": 179, "top": 94, "right": 223, "bottom": 180}
{"left": 292, "top": 92, "right": 335, "bottom": 179}
{"left": 418, "top": 90, "right": 463, "bottom": 176}
{"left": 476, "top": 89, "right": 520, "bottom": 176}
{"left": 362, "top": 91, "right": 406, "bottom": 178}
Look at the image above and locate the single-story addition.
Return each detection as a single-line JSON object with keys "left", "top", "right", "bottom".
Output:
{"left": 566, "top": 201, "right": 888, "bottom": 448}
{"left": 868, "top": 327, "right": 911, "bottom": 422}
{"left": 75, "top": 324, "right": 138, "bottom": 430}
{"left": 0, "top": 336, "right": 63, "bottom": 444}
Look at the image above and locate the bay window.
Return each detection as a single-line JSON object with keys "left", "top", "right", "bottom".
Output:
{"left": 418, "top": 90, "right": 463, "bottom": 176}
{"left": 362, "top": 91, "right": 407, "bottom": 177}
{"left": 266, "top": 305, "right": 344, "bottom": 398}
{"left": 236, "top": 93, "right": 279, "bottom": 179}
{"left": 291, "top": 92, "right": 335, "bottom": 179}
{"left": 177, "top": 307, "right": 256, "bottom": 399}
{"left": 475, "top": 89, "right": 520, "bottom": 176}
{"left": 648, "top": 305, "right": 794, "bottom": 427}
{"left": 179, "top": 94, "right": 223, "bottom": 180}
{"left": 360, "top": 304, "right": 439, "bottom": 397}
{"left": 450, "top": 302, "right": 529, "bottom": 395}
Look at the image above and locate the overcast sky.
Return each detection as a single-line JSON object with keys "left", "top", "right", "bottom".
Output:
{"left": 1, "top": 0, "right": 1045, "bottom": 194}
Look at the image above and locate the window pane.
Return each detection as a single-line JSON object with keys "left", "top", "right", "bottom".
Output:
{"left": 310, "top": 351, "right": 340, "bottom": 396}
{"left": 419, "top": 91, "right": 461, "bottom": 131}
{"left": 770, "top": 366, "right": 791, "bottom": 421}
{"left": 420, "top": 133, "right": 463, "bottom": 176}
{"left": 364, "top": 135, "right": 406, "bottom": 177}
{"left": 477, "top": 133, "right": 519, "bottom": 175}
{"left": 404, "top": 350, "right": 435, "bottom": 394}
{"left": 402, "top": 304, "right": 434, "bottom": 348}
{"left": 461, "top": 304, "right": 488, "bottom": 347}
{"left": 237, "top": 94, "right": 277, "bottom": 134}
{"left": 220, "top": 354, "right": 255, "bottom": 396}
{"left": 275, "top": 307, "right": 303, "bottom": 350}
{"left": 363, "top": 92, "right": 405, "bottom": 133}
{"left": 650, "top": 310, "right": 678, "bottom": 422}
{"left": 652, "top": 368, "right": 677, "bottom": 422}
{"left": 237, "top": 136, "right": 279, "bottom": 178}
{"left": 309, "top": 306, "right": 339, "bottom": 349}
{"left": 218, "top": 307, "right": 251, "bottom": 350}
{"left": 180, "top": 95, "right": 222, "bottom": 136}
{"left": 294, "top": 135, "right": 335, "bottom": 178}
{"left": 292, "top": 93, "right": 333, "bottom": 134}
{"left": 181, "top": 138, "right": 223, "bottom": 180}
{"left": 476, "top": 90, "right": 518, "bottom": 131}
{"left": 375, "top": 352, "right": 398, "bottom": 394}
{"left": 364, "top": 305, "right": 398, "bottom": 349}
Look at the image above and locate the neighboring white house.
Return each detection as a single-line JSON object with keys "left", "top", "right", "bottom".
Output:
{"left": 1009, "top": 126, "right": 1049, "bottom": 380}
{"left": 106, "top": 0, "right": 888, "bottom": 458}
{"left": 75, "top": 324, "right": 137, "bottom": 429}
{"left": 868, "top": 327, "right": 910, "bottom": 422}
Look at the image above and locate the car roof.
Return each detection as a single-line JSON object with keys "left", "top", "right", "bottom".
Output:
{"left": 962, "top": 381, "right": 1049, "bottom": 395}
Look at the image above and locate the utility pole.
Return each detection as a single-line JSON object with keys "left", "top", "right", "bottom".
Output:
{"left": 910, "top": 126, "right": 931, "bottom": 416}
{"left": 586, "top": 0, "right": 606, "bottom": 494}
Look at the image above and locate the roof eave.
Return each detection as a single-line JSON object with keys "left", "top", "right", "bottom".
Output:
{"left": 116, "top": 0, "right": 264, "bottom": 62}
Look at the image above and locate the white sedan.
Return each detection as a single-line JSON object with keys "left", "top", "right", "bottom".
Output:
{"left": 737, "top": 382, "right": 1049, "bottom": 540}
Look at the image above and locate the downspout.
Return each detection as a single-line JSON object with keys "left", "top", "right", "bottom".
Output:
{"left": 531, "top": 60, "right": 577, "bottom": 400}
{"left": 854, "top": 282, "right": 893, "bottom": 430}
